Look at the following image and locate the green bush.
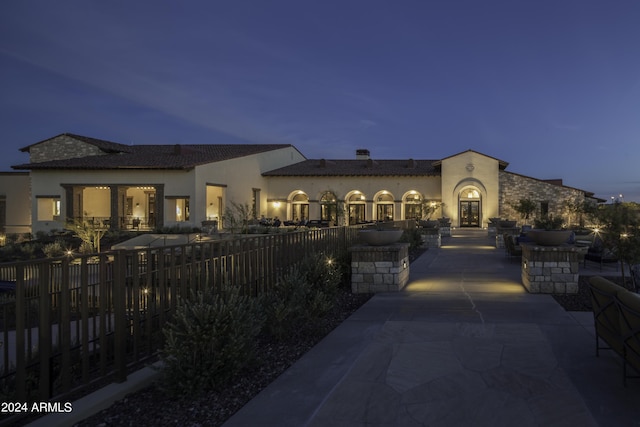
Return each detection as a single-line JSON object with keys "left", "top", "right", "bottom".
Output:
{"left": 262, "top": 252, "right": 345, "bottom": 341}
{"left": 298, "top": 251, "right": 343, "bottom": 297}
{"left": 43, "top": 239, "right": 67, "bottom": 258}
{"left": 158, "top": 286, "right": 264, "bottom": 395}
{"left": 401, "top": 228, "right": 423, "bottom": 251}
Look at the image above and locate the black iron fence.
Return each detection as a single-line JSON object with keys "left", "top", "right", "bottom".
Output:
{"left": 0, "top": 223, "right": 412, "bottom": 423}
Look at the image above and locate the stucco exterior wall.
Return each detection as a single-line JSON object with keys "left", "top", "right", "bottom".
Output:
{"left": 499, "top": 171, "right": 586, "bottom": 226}
{"left": 194, "top": 146, "right": 305, "bottom": 223}
{"left": 27, "top": 146, "right": 305, "bottom": 234}
{"left": 0, "top": 172, "right": 31, "bottom": 235}
{"left": 440, "top": 151, "right": 500, "bottom": 227}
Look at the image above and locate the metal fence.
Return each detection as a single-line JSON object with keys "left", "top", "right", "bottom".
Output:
{"left": 0, "top": 224, "right": 394, "bottom": 422}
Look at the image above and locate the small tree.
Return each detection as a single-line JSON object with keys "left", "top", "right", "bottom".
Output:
{"left": 65, "top": 219, "right": 106, "bottom": 253}
{"left": 591, "top": 202, "right": 640, "bottom": 288}
{"left": 510, "top": 197, "right": 537, "bottom": 223}
{"left": 563, "top": 197, "right": 597, "bottom": 229}
{"left": 420, "top": 200, "right": 444, "bottom": 220}
{"left": 222, "top": 201, "right": 254, "bottom": 234}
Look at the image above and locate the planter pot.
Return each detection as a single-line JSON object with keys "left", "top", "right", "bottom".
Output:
{"left": 358, "top": 229, "right": 404, "bottom": 246}
{"left": 499, "top": 220, "right": 517, "bottom": 228}
{"left": 527, "top": 229, "right": 572, "bottom": 246}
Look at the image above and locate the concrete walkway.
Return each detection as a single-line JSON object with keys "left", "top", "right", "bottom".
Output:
{"left": 224, "top": 229, "right": 640, "bottom": 427}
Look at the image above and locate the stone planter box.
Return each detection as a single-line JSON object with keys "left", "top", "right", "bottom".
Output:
{"left": 349, "top": 243, "right": 410, "bottom": 293}
{"left": 521, "top": 244, "right": 581, "bottom": 294}
{"left": 421, "top": 231, "right": 441, "bottom": 248}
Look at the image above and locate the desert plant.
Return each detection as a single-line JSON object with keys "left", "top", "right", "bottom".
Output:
{"left": 222, "top": 201, "right": 254, "bottom": 234}
{"left": 297, "top": 251, "right": 343, "bottom": 297}
{"left": 534, "top": 215, "right": 565, "bottom": 230}
{"left": 420, "top": 200, "right": 444, "bottom": 220}
{"left": 401, "top": 228, "right": 423, "bottom": 251}
{"left": 262, "top": 265, "right": 335, "bottom": 341}
{"left": 42, "top": 239, "right": 67, "bottom": 258}
{"left": 158, "top": 286, "right": 264, "bottom": 395}
{"left": 591, "top": 202, "right": 640, "bottom": 288}
{"left": 511, "top": 197, "right": 537, "bottom": 222}
{"left": 65, "top": 219, "right": 106, "bottom": 253}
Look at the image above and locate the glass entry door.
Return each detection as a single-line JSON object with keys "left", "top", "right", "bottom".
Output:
{"left": 460, "top": 201, "right": 480, "bottom": 227}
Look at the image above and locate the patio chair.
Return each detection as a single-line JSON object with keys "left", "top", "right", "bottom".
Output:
{"left": 584, "top": 245, "right": 618, "bottom": 271}
{"left": 588, "top": 276, "right": 626, "bottom": 357}
{"left": 616, "top": 290, "right": 640, "bottom": 386}
{"left": 503, "top": 233, "right": 522, "bottom": 260}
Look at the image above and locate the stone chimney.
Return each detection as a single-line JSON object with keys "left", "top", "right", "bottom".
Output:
{"left": 356, "top": 149, "right": 370, "bottom": 160}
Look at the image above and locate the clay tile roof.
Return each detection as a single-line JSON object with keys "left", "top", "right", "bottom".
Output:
{"left": 263, "top": 159, "right": 440, "bottom": 177}
{"left": 14, "top": 135, "right": 296, "bottom": 171}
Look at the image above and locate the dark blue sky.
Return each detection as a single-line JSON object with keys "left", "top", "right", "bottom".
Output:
{"left": 1, "top": 0, "right": 639, "bottom": 202}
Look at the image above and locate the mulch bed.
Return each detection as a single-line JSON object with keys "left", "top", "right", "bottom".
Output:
{"left": 552, "top": 275, "right": 632, "bottom": 312}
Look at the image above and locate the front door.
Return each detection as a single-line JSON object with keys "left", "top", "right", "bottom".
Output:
{"left": 460, "top": 201, "right": 480, "bottom": 227}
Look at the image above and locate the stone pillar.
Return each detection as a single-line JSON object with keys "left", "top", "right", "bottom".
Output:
{"left": 421, "top": 230, "right": 442, "bottom": 248}
{"left": 350, "top": 243, "right": 410, "bottom": 293}
{"left": 521, "top": 244, "right": 581, "bottom": 294}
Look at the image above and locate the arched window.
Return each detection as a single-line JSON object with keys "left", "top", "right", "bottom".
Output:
{"left": 291, "top": 192, "right": 309, "bottom": 221}
{"left": 376, "top": 192, "right": 394, "bottom": 221}
{"left": 461, "top": 188, "right": 480, "bottom": 199}
{"left": 320, "top": 191, "right": 338, "bottom": 224}
{"left": 404, "top": 192, "right": 422, "bottom": 220}
{"left": 347, "top": 192, "right": 366, "bottom": 224}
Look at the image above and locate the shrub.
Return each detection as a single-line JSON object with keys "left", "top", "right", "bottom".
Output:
{"left": 401, "top": 228, "right": 423, "bottom": 251}
{"left": 43, "top": 239, "right": 67, "bottom": 258}
{"left": 297, "top": 251, "right": 343, "bottom": 297}
{"left": 158, "top": 286, "right": 264, "bottom": 395}
{"left": 263, "top": 267, "right": 334, "bottom": 340}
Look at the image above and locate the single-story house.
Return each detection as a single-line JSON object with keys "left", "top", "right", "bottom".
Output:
{"left": 0, "top": 133, "right": 600, "bottom": 236}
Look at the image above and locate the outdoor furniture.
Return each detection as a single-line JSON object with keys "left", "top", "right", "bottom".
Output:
{"left": 589, "top": 276, "right": 626, "bottom": 357}
{"left": 588, "top": 276, "right": 640, "bottom": 386}
{"left": 617, "top": 290, "right": 640, "bottom": 386}
{"left": 584, "top": 246, "right": 618, "bottom": 270}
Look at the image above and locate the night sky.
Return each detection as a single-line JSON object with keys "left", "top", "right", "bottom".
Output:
{"left": 1, "top": 1, "right": 639, "bottom": 202}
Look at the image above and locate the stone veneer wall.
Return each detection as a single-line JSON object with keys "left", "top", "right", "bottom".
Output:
{"left": 499, "top": 171, "right": 586, "bottom": 225}
{"left": 28, "top": 135, "right": 106, "bottom": 163}
{"left": 521, "top": 244, "right": 581, "bottom": 294}
{"left": 350, "top": 243, "right": 410, "bottom": 293}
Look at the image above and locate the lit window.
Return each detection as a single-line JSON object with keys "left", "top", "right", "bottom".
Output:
{"left": 168, "top": 198, "right": 190, "bottom": 222}
{"left": 37, "top": 196, "right": 61, "bottom": 221}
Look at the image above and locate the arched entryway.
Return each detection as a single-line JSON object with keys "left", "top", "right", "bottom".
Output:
{"left": 459, "top": 187, "right": 481, "bottom": 227}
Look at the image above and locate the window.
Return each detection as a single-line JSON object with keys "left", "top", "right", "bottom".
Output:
{"left": 37, "top": 196, "right": 61, "bottom": 221}
{"left": 347, "top": 192, "right": 366, "bottom": 224}
{"left": 0, "top": 196, "right": 5, "bottom": 232}
{"left": 167, "top": 197, "right": 190, "bottom": 222}
{"left": 404, "top": 192, "right": 422, "bottom": 220}
{"left": 126, "top": 196, "right": 134, "bottom": 216}
{"left": 540, "top": 201, "right": 549, "bottom": 217}
{"left": 376, "top": 193, "right": 394, "bottom": 221}
{"left": 292, "top": 192, "right": 309, "bottom": 221}
{"left": 252, "top": 188, "right": 260, "bottom": 219}
{"left": 320, "top": 191, "right": 338, "bottom": 224}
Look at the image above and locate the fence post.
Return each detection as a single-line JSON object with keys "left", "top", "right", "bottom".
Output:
{"left": 38, "top": 262, "right": 52, "bottom": 399}
{"left": 113, "top": 250, "right": 127, "bottom": 383}
{"left": 15, "top": 264, "right": 25, "bottom": 400}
